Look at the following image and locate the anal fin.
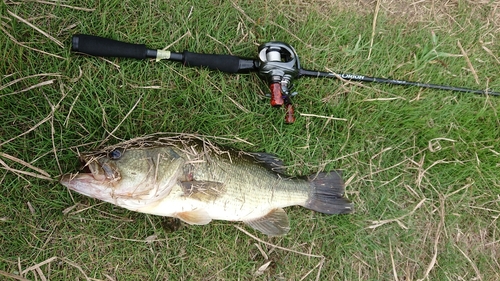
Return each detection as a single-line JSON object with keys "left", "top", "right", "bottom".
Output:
{"left": 176, "top": 209, "right": 212, "bottom": 225}
{"left": 244, "top": 208, "right": 290, "bottom": 236}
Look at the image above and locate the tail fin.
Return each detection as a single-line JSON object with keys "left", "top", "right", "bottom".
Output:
{"left": 303, "top": 171, "right": 353, "bottom": 214}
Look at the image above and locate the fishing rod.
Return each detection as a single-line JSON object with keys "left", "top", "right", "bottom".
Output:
{"left": 71, "top": 34, "right": 499, "bottom": 123}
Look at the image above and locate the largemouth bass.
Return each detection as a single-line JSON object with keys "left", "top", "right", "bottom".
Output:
{"left": 60, "top": 134, "right": 353, "bottom": 236}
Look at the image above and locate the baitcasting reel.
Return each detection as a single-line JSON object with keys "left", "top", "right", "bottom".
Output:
{"left": 257, "top": 42, "right": 300, "bottom": 123}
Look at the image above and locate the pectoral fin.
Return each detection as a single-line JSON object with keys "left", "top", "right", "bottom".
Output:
{"left": 180, "top": 181, "right": 225, "bottom": 201}
{"left": 244, "top": 208, "right": 290, "bottom": 236}
{"left": 176, "top": 209, "right": 212, "bottom": 225}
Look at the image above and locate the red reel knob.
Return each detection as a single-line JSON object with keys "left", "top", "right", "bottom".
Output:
{"left": 269, "top": 82, "right": 284, "bottom": 107}
{"left": 285, "top": 103, "right": 295, "bottom": 124}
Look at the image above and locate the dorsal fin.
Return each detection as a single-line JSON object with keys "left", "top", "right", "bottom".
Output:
{"left": 244, "top": 208, "right": 290, "bottom": 236}
{"left": 248, "top": 152, "right": 287, "bottom": 174}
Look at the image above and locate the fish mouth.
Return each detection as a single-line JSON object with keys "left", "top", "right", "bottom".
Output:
{"left": 59, "top": 171, "right": 106, "bottom": 199}
{"left": 60, "top": 157, "right": 120, "bottom": 198}
{"left": 60, "top": 172, "right": 121, "bottom": 203}
{"left": 80, "top": 160, "right": 92, "bottom": 174}
{"left": 60, "top": 172, "right": 98, "bottom": 187}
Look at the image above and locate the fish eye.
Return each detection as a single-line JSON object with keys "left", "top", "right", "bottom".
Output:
{"left": 108, "top": 148, "right": 123, "bottom": 160}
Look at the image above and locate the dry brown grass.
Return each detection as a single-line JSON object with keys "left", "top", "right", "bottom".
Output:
{"left": 317, "top": 0, "right": 500, "bottom": 25}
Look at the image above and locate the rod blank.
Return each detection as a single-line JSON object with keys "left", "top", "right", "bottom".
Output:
{"left": 299, "top": 69, "right": 499, "bottom": 96}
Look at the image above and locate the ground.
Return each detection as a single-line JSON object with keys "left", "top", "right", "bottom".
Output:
{"left": 1, "top": 0, "right": 499, "bottom": 280}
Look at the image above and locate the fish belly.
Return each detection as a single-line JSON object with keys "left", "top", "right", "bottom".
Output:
{"left": 136, "top": 180, "right": 308, "bottom": 222}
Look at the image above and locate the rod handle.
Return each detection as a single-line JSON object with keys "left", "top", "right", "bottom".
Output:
{"left": 181, "top": 51, "right": 256, "bottom": 73}
{"left": 72, "top": 34, "right": 154, "bottom": 59}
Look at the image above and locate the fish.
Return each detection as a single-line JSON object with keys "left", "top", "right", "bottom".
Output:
{"left": 60, "top": 134, "right": 353, "bottom": 236}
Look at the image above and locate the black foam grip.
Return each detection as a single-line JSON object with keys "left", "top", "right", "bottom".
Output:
{"left": 182, "top": 51, "right": 244, "bottom": 73}
{"left": 72, "top": 34, "right": 148, "bottom": 59}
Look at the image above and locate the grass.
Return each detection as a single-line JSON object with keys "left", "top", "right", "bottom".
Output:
{"left": 1, "top": 0, "right": 499, "bottom": 280}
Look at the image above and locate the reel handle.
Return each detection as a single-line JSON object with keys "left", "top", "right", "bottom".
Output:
{"left": 269, "top": 81, "right": 295, "bottom": 123}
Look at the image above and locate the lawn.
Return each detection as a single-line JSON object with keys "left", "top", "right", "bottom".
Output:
{"left": 1, "top": 0, "right": 499, "bottom": 280}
